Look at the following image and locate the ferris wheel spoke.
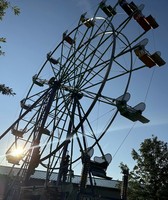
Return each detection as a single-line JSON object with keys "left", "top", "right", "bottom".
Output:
{"left": 59, "top": 28, "right": 94, "bottom": 82}
{"left": 60, "top": 19, "right": 112, "bottom": 85}
{"left": 77, "top": 42, "right": 115, "bottom": 87}
{"left": 77, "top": 100, "right": 108, "bottom": 158}
{"left": 75, "top": 19, "right": 112, "bottom": 85}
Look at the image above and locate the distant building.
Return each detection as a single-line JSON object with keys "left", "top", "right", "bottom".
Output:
{"left": 0, "top": 165, "right": 121, "bottom": 200}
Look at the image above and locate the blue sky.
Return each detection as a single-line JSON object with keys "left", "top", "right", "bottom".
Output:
{"left": 0, "top": 0, "right": 168, "bottom": 180}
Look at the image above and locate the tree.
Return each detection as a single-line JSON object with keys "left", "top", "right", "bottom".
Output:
{"left": 0, "top": 84, "right": 16, "bottom": 95}
{"left": 126, "top": 136, "right": 168, "bottom": 200}
{"left": 0, "top": 0, "right": 20, "bottom": 95}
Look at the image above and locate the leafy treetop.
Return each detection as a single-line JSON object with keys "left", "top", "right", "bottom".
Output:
{"left": 0, "top": 0, "right": 20, "bottom": 95}
{"left": 120, "top": 136, "right": 168, "bottom": 200}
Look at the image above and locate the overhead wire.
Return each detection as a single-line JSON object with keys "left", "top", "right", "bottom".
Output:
{"left": 112, "top": 29, "right": 158, "bottom": 160}
{"left": 113, "top": 122, "right": 136, "bottom": 159}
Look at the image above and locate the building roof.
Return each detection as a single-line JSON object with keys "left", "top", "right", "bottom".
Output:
{"left": 0, "top": 165, "right": 120, "bottom": 189}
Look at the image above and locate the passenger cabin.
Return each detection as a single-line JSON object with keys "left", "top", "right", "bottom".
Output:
{"left": 119, "top": 0, "right": 139, "bottom": 16}
{"left": 32, "top": 74, "right": 45, "bottom": 87}
{"left": 116, "top": 93, "right": 149, "bottom": 123}
{"left": 12, "top": 128, "right": 24, "bottom": 138}
{"left": 6, "top": 148, "right": 23, "bottom": 165}
{"left": 6, "top": 154, "right": 21, "bottom": 165}
{"left": 47, "top": 52, "right": 59, "bottom": 65}
{"left": 20, "top": 99, "right": 31, "bottom": 110}
{"left": 134, "top": 13, "right": 152, "bottom": 31}
{"left": 100, "top": 1, "right": 116, "bottom": 17}
{"left": 134, "top": 47, "right": 155, "bottom": 67}
{"left": 118, "top": 103, "right": 149, "bottom": 123}
{"left": 134, "top": 46, "right": 166, "bottom": 68}
{"left": 80, "top": 14, "right": 94, "bottom": 28}
{"left": 133, "top": 12, "right": 159, "bottom": 31}
{"left": 119, "top": 0, "right": 159, "bottom": 31}
{"left": 90, "top": 154, "right": 112, "bottom": 180}
{"left": 63, "top": 31, "right": 75, "bottom": 45}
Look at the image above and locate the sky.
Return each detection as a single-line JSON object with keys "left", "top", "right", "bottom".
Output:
{"left": 0, "top": 0, "right": 168, "bottom": 181}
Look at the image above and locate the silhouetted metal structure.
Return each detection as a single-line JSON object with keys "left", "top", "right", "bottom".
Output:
{"left": 0, "top": 0, "right": 165, "bottom": 199}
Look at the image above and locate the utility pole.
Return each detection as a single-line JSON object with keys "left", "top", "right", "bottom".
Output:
{"left": 121, "top": 168, "right": 129, "bottom": 200}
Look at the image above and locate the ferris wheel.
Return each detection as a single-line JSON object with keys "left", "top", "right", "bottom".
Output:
{"left": 0, "top": 0, "right": 165, "bottom": 199}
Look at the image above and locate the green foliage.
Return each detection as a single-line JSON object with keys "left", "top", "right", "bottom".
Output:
{"left": 0, "top": 0, "right": 20, "bottom": 20}
{"left": 12, "top": 5, "right": 20, "bottom": 15}
{"left": 0, "top": 0, "right": 9, "bottom": 20}
{"left": 120, "top": 162, "right": 129, "bottom": 174}
{"left": 127, "top": 136, "right": 168, "bottom": 200}
{"left": 0, "top": 37, "right": 6, "bottom": 55}
{"left": 0, "top": 84, "right": 16, "bottom": 95}
{"left": 0, "top": 0, "right": 20, "bottom": 95}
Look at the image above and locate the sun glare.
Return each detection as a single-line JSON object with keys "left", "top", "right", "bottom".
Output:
{"left": 11, "top": 147, "right": 24, "bottom": 157}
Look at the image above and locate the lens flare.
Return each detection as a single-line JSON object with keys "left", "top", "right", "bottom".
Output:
{"left": 11, "top": 147, "right": 24, "bottom": 157}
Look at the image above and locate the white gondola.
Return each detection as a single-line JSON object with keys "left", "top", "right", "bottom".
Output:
{"left": 90, "top": 153, "right": 112, "bottom": 180}
{"left": 119, "top": 103, "right": 149, "bottom": 123}
{"left": 116, "top": 94, "right": 149, "bottom": 123}
{"left": 80, "top": 13, "right": 94, "bottom": 28}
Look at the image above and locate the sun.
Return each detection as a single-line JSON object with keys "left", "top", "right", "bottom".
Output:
{"left": 11, "top": 146, "right": 24, "bottom": 158}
